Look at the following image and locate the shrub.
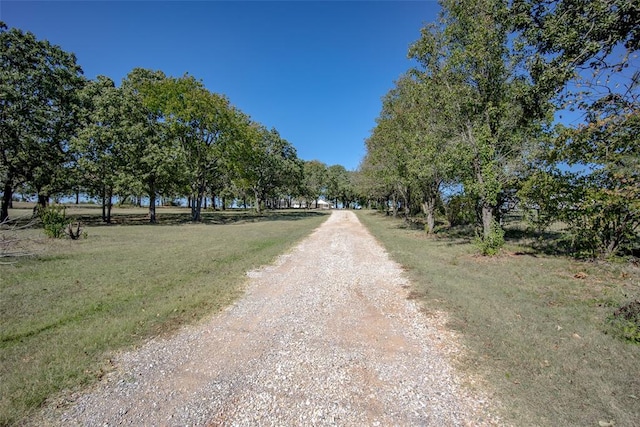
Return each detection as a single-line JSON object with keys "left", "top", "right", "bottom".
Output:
{"left": 475, "top": 220, "right": 505, "bottom": 256}
{"left": 37, "top": 205, "right": 69, "bottom": 238}
{"left": 445, "top": 193, "right": 476, "bottom": 227}
{"left": 607, "top": 300, "right": 640, "bottom": 344}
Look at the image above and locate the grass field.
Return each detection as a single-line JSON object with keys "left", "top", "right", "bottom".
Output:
{"left": 356, "top": 210, "right": 640, "bottom": 426}
{"left": 0, "top": 205, "right": 328, "bottom": 425}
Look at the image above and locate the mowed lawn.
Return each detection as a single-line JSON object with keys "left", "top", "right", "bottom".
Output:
{"left": 356, "top": 210, "right": 640, "bottom": 427}
{"left": 0, "top": 206, "right": 328, "bottom": 425}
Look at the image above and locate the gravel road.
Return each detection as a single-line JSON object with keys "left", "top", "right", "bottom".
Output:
{"left": 37, "top": 210, "right": 501, "bottom": 426}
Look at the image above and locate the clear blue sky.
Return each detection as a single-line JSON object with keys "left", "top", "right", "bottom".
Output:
{"left": 1, "top": 0, "right": 441, "bottom": 171}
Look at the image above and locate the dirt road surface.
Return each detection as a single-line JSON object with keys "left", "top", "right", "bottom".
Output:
{"left": 38, "top": 210, "right": 500, "bottom": 426}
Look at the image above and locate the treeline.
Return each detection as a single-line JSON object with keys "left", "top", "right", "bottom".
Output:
{"left": 357, "top": 0, "right": 639, "bottom": 258}
{"left": 0, "top": 22, "right": 355, "bottom": 224}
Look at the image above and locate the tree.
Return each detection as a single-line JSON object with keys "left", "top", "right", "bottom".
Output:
{"left": 514, "top": 0, "right": 640, "bottom": 257}
{"left": 0, "top": 22, "right": 84, "bottom": 221}
{"left": 366, "top": 85, "right": 414, "bottom": 218}
{"left": 73, "top": 76, "right": 132, "bottom": 223}
{"left": 326, "top": 165, "right": 354, "bottom": 209}
{"left": 122, "top": 68, "right": 186, "bottom": 223}
{"left": 409, "top": 0, "right": 547, "bottom": 242}
{"left": 301, "top": 160, "right": 327, "bottom": 208}
{"left": 380, "top": 74, "right": 459, "bottom": 231}
{"left": 230, "top": 122, "right": 302, "bottom": 213}
{"left": 356, "top": 152, "right": 394, "bottom": 211}
{"left": 149, "top": 75, "right": 234, "bottom": 222}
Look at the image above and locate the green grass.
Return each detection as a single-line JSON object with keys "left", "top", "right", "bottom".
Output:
{"left": 0, "top": 207, "right": 328, "bottom": 426}
{"left": 356, "top": 210, "right": 640, "bottom": 426}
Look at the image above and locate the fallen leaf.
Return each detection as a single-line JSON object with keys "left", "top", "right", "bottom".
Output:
{"left": 572, "top": 333, "right": 581, "bottom": 339}
{"left": 598, "top": 421, "right": 615, "bottom": 427}
{"left": 574, "top": 272, "right": 588, "bottom": 279}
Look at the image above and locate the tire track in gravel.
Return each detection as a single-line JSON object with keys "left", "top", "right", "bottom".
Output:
{"left": 37, "top": 210, "right": 501, "bottom": 426}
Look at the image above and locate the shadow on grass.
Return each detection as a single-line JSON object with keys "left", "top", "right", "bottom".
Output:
{"left": 373, "top": 211, "right": 578, "bottom": 254}
{"left": 504, "top": 227, "right": 574, "bottom": 257}
{"left": 72, "top": 209, "right": 330, "bottom": 227}
{"left": 384, "top": 215, "right": 474, "bottom": 246}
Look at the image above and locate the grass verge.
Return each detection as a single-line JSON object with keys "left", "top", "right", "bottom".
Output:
{"left": 0, "top": 208, "right": 328, "bottom": 425}
{"left": 356, "top": 210, "right": 640, "bottom": 426}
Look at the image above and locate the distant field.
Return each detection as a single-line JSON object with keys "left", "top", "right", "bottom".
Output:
{"left": 356, "top": 210, "right": 640, "bottom": 426}
{"left": 0, "top": 206, "right": 328, "bottom": 425}
{"left": 6, "top": 202, "right": 319, "bottom": 226}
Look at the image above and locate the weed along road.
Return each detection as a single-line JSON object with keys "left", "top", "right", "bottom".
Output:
{"left": 38, "top": 211, "right": 500, "bottom": 426}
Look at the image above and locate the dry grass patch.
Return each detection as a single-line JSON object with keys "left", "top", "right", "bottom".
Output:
{"left": 356, "top": 210, "right": 640, "bottom": 427}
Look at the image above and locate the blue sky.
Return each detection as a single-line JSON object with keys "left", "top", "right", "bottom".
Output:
{"left": 1, "top": 0, "right": 441, "bottom": 171}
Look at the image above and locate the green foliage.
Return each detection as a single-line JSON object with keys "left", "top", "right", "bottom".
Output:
{"left": 607, "top": 300, "right": 640, "bottom": 345}
{"left": 302, "top": 160, "right": 328, "bottom": 207}
{"left": 475, "top": 219, "right": 505, "bottom": 256}
{"left": 518, "top": 168, "right": 568, "bottom": 232}
{"left": 445, "top": 193, "right": 476, "bottom": 227}
{"left": 73, "top": 76, "right": 133, "bottom": 223}
{"left": 1, "top": 21, "right": 343, "bottom": 223}
{"left": 361, "top": 0, "right": 547, "bottom": 241}
{"left": 513, "top": 0, "right": 640, "bottom": 258}
{"left": 0, "top": 22, "right": 84, "bottom": 222}
{"left": 149, "top": 75, "right": 238, "bottom": 221}
{"left": 360, "top": 0, "right": 639, "bottom": 260}
{"left": 37, "top": 205, "right": 69, "bottom": 239}
{"left": 325, "top": 164, "right": 355, "bottom": 208}
{"left": 229, "top": 123, "right": 303, "bottom": 213}
{"left": 121, "top": 68, "right": 186, "bottom": 223}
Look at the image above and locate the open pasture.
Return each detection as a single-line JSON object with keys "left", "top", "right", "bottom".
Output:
{"left": 0, "top": 205, "right": 328, "bottom": 425}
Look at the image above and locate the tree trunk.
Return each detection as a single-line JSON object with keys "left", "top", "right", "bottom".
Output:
{"left": 422, "top": 197, "right": 436, "bottom": 234}
{"left": 603, "top": 213, "right": 630, "bottom": 257}
{"left": 1, "top": 180, "right": 13, "bottom": 222}
{"left": 105, "top": 187, "right": 113, "bottom": 224}
{"left": 482, "top": 203, "right": 493, "bottom": 240}
{"left": 403, "top": 186, "right": 410, "bottom": 221}
{"left": 101, "top": 186, "right": 107, "bottom": 222}
{"left": 391, "top": 194, "right": 398, "bottom": 218}
{"left": 192, "top": 195, "right": 202, "bottom": 222}
{"left": 37, "top": 193, "right": 49, "bottom": 209}
{"left": 148, "top": 191, "right": 157, "bottom": 224}
{"left": 254, "top": 190, "right": 262, "bottom": 214}
{"left": 191, "top": 176, "right": 207, "bottom": 222}
{"left": 75, "top": 189, "right": 80, "bottom": 205}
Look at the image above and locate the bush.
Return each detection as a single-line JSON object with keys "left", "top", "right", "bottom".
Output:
{"left": 607, "top": 300, "right": 640, "bottom": 344}
{"left": 445, "top": 194, "right": 476, "bottom": 227}
{"left": 37, "top": 205, "right": 69, "bottom": 238}
{"left": 475, "top": 220, "right": 505, "bottom": 256}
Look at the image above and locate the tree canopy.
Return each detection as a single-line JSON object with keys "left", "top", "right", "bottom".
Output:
{"left": 0, "top": 21, "right": 330, "bottom": 223}
{"left": 358, "top": 0, "right": 639, "bottom": 257}
{"left": 1, "top": 22, "right": 84, "bottom": 221}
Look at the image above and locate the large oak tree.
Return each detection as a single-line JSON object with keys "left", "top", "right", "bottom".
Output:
{"left": 0, "top": 22, "right": 84, "bottom": 221}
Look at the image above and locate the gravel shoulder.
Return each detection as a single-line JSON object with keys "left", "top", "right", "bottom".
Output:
{"left": 34, "top": 210, "right": 501, "bottom": 426}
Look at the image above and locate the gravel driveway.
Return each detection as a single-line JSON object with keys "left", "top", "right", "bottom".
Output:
{"left": 39, "top": 210, "right": 500, "bottom": 426}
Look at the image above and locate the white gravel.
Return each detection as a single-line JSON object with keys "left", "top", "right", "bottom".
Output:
{"left": 35, "top": 210, "right": 501, "bottom": 426}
